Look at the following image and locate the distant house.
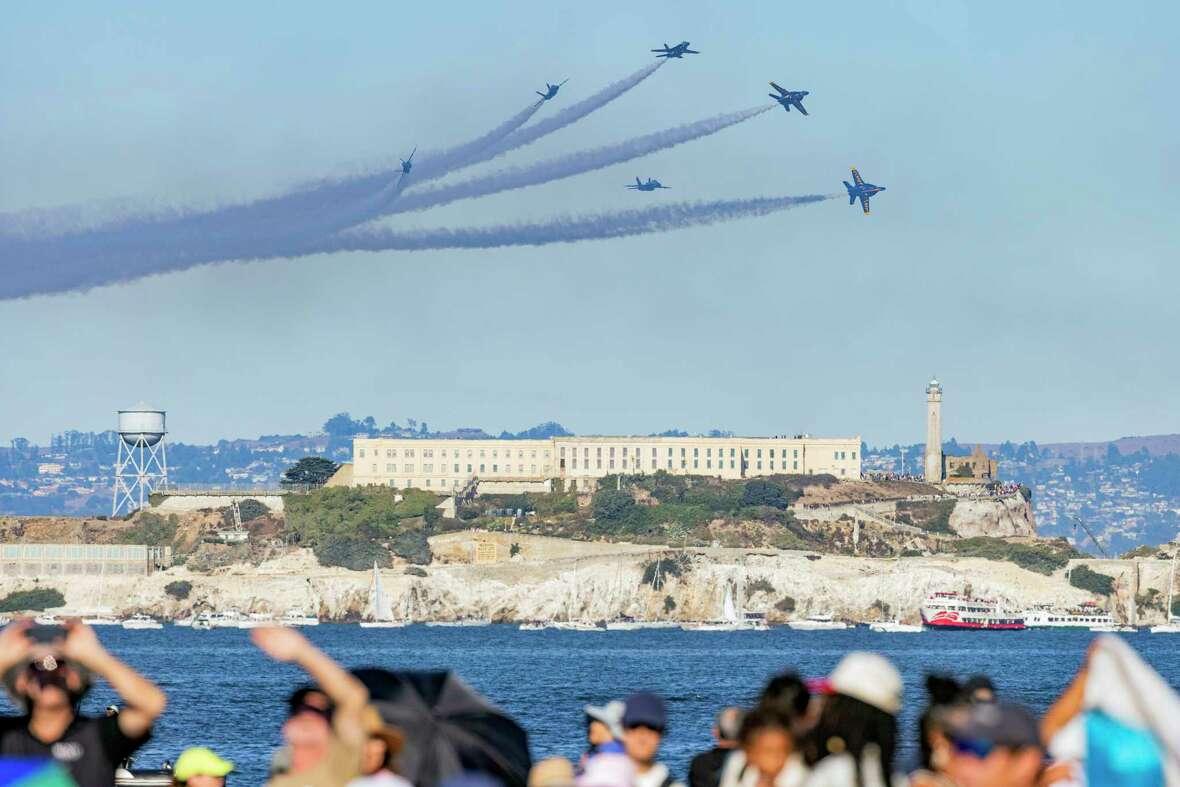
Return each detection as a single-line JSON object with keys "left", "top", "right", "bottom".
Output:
{"left": 944, "top": 445, "right": 999, "bottom": 483}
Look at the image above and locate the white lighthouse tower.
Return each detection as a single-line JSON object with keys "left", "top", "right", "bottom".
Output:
{"left": 924, "top": 378, "right": 944, "bottom": 483}
{"left": 112, "top": 403, "right": 169, "bottom": 515}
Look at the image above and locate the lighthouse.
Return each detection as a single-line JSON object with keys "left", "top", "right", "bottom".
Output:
{"left": 924, "top": 378, "right": 944, "bottom": 483}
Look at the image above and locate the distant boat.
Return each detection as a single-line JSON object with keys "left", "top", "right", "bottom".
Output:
{"left": 236, "top": 612, "right": 274, "bottom": 629}
{"left": 683, "top": 576, "right": 766, "bottom": 631}
{"left": 82, "top": 614, "right": 123, "bottom": 626}
{"left": 360, "top": 562, "right": 408, "bottom": 628}
{"left": 122, "top": 614, "right": 163, "bottom": 630}
{"left": 280, "top": 610, "right": 320, "bottom": 627}
{"left": 172, "top": 615, "right": 196, "bottom": 627}
{"left": 787, "top": 614, "right": 851, "bottom": 631}
{"left": 1090, "top": 624, "right": 1137, "bottom": 633}
{"left": 869, "top": 620, "right": 923, "bottom": 633}
{"left": 1151, "top": 549, "right": 1180, "bottom": 634}
{"left": 920, "top": 592, "right": 1024, "bottom": 631}
{"left": 518, "top": 621, "right": 550, "bottom": 631}
{"left": 34, "top": 613, "right": 62, "bottom": 626}
{"left": 551, "top": 620, "right": 605, "bottom": 631}
{"left": 425, "top": 618, "right": 491, "bottom": 627}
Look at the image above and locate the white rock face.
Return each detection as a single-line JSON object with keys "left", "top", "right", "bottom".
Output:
{"left": 7, "top": 547, "right": 1167, "bottom": 625}
{"left": 948, "top": 495, "right": 1036, "bottom": 538}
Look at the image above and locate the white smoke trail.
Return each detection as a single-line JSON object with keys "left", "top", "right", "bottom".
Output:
{"left": 322, "top": 193, "right": 833, "bottom": 252}
{"left": 476, "top": 61, "right": 665, "bottom": 163}
{"left": 385, "top": 105, "right": 775, "bottom": 216}
{"left": 0, "top": 193, "right": 832, "bottom": 300}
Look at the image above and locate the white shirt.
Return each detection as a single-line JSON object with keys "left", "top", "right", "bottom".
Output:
{"left": 634, "top": 762, "right": 685, "bottom": 787}
{"left": 348, "top": 771, "right": 414, "bottom": 787}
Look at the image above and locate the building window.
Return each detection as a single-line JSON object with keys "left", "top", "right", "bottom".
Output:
{"left": 425, "top": 479, "right": 431, "bottom": 487}
{"left": 693, "top": 460, "right": 698, "bottom": 469}
{"left": 597, "top": 460, "right": 602, "bottom": 469}
{"left": 453, "top": 464, "right": 459, "bottom": 473}
{"left": 359, "top": 449, "right": 366, "bottom": 458}
{"left": 518, "top": 465, "right": 524, "bottom": 473}
{"left": 622, "top": 446, "right": 628, "bottom": 456}
{"left": 610, "top": 447, "right": 615, "bottom": 457}
{"left": 560, "top": 447, "right": 566, "bottom": 457}
{"left": 479, "top": 464, "right": 485, "bottom": 473}
{"left": 757, "top": 449, "right": 762, "bottom": 458}
{"left": 667, "top": 460, "right": 673, "bottom": 469}
{"left": 424, "top": 464, "right": 433, "bottom": 473}
{"left": 609, "top": 460, "right": 615, "bottom": 469}
{"left": 793, "top": 450, "right": 798, "bottom": 458}
{"left": 371, "top": 464, "right": 377, "bottom": 473}
{"left": 405, "top": 464, "right": 414, "bottom": 473}
{"left": 680, "top": 448, "right": 686, "bottom": 457}
{"left": 388, "top": 480, "right": 397, "bottom": 488}
{"left": 651, "top": 447, "right": 657, "bottom": 456}
{"left": 667, "top": 447, "right": 673, "bottom": 456}
{"left": 493, "top": 464, "right": 498, "bottom": 473}
{"left": 757, "top": 462, "right": 762, "bottom": 470}
{"left": 572, "top": 459, "right": 577, "bottom": 469}
{"left": 793, "top": 461, "right": 799, "bottom": 470}
{"left": 467, "top": 464, "right": 473, "bottom": 473}
{"left": 852, "top": 452, "right": 857, "bottom": 460}
{"left": 651, "top": 460, "right": 657, "bottom": 469}
{"left": 730, "top": 448, "right": 736, "bottom": 457}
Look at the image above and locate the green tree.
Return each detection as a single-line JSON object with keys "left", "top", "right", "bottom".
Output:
{"left": 775, "top": 596, "right": 797, "bottom": 613}
{"left": 165, "top": 580, "right": 193, "bottom": 600}
{"left": 0, "top": 588, "right": 65, "bottom": 612}
{"left": 282, "top": 457, "right": 340, "bottom": 487}
{"left": 741, "top": 480, "right": 791, "bottom": 510}
{"left": 315, "top": 536, "right": 390, "bottom": 570}
{"left": 663, "top": 595, "right": 677, "bottom": 614}
{"left": 1069, "top": 565, "right": 1116, "bottom": 596}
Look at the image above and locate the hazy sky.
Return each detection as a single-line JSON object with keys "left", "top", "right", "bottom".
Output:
{"left": 2, "top": 2, "right": 1177, "bottom": 447}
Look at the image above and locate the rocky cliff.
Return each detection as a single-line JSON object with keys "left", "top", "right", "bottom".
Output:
{"left": 4, "top": 542, "right": 1164, "bottom": 626}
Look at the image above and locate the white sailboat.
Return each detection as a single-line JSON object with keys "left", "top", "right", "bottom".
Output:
{"left": 552, "top": 559, "right": 603, "bottom": 630}
{"left": 683, "top": 579, "right": 752, "bottom": 631}
{"left": 360, "top": 562, "right": 407, "bottom": 628}
{"left": 1151, "top": 548, "right": 1180, "bottom": 634}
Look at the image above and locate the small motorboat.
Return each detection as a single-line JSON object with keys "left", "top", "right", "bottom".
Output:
{"left": 122, "top": 614, "right": 163, "bottom": 630}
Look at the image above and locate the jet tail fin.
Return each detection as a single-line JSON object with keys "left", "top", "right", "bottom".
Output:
{"left": 843, "top": 181, "right": 855, "bottom": 205}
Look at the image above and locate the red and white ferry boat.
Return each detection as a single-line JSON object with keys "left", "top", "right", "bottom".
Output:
{"left": 921, "top": 592, "right": 1025, "bottom": 630}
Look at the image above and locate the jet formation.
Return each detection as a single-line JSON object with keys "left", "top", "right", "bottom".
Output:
{"left": 651, "top": 41, "right": 699, "bottom": 59}
{"left": 625, "top": 177, "right": 670, "bottom": 191}
{"left": 768, "top": 82, "right": 809, "bottom": 115}
{"left": 536, "top": 79, "right": 568, "bottom": 101}
{"left": 843, "top": 168, "right": 886, "bottom": 215}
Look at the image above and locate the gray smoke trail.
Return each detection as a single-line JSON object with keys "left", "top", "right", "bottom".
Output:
{"left": 0, "top": 193, "right": 832, "bottom": 300}
{"left": 322, "top": 193, "right": 834, "bottom": 252}
{"left": 0, "top": 98, "right": 545, "bottom": 248}
{"left": 473, "top": 61, "right": 665, "bottom": 164}
{"left": 385, "top": 105, "right": 775, "bottom": 216}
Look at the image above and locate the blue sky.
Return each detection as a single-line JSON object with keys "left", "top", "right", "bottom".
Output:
{"left": 1, "top": 2, "right": 1177, "bottom": 446}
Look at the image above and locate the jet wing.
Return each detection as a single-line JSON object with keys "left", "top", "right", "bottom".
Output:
{"left": 769, "top": 81, "right": 788, "bottom": 96}
{"left": 851, "top": 167, "right": 864, "bottom": 186}
{"left": 860, "top": 195, "right": 871, "bottom": 215}
{"left": 793, "top": 100, "right": 808, "bottom": 116}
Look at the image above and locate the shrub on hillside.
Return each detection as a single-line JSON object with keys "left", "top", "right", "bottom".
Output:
{"left": 391, "top": 529, "right": 432, "bottom": 565}
{"left": 775, "top": 596, "right": 797, "bottom": 613}
{"left": 236, "top": 499, "right": 269, "bottom": 522}
{"left": 747, "top": 577, "right": 775, "bottom": 595}
{"left": 641, "top": 553, "right": 690, "bottom": 590}
{"left": 1069, "top": 565, "right": 1116, "bottom": 596}
{"left": 165, "top": 580, "right": 192, "bottom": 600}
{"left": 115, "top": 512, "right": 179, "bottom": 546}
{"left": 951, "top": 537, "right": 1077, "bottom": 575}
{"left": 664, "top": 595, "right": 677, "bottom": 613}
{"left": 404, "top": 566, "right": 428, "bottom": 577}
{"left": 315, "top": 536, "right": 391, "bottom": 571}
{"left": 0, "top": 588, "right": 65, "bottom": 613}
{"left": 458, "top": 508, "right": 479, "bottom": 521}
{"left": 740, "top": 480, "right": 793, "bottom": 510}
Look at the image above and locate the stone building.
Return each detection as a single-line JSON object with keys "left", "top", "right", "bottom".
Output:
{"left": 945, "top": 444, "right": 999, "bottom": 483}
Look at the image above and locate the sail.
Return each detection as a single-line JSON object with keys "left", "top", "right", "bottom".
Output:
{"left": 722, "top": 582, "right": 738, "bottom": 623}
{"left": 369, "top": 562, "right": 394, "bottom": 621}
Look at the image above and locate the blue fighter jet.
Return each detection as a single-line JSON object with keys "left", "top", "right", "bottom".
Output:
{"left": 769, "top": 82, "right": 809, "bottom": 115}
{"left": 843, "top": 167, "right": 885, "bottom": 215}
{"left": 626, "top": 177, "right": 670, "bottom": 191}
{"left": 652, "top": 41, "right": 699, "bottom": 59}
{"left": 400, "top": 147, "right": 417, "bottom": 175}
{"left": 536, "top": 79, "right": 569, "bottom": 101}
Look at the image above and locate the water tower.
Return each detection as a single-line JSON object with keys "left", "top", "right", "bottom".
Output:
{"left": 111, "top": 403, "right": 169, "bottom": 515}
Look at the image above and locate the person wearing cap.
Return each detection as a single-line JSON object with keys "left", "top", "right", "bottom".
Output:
{"left": 689, "top": 707, "right": 743, "bottom": 787}
{"left": 800, "top": 652, "right": 903, "bottom": 787}
{"left": 584, "top": 701, "right": 626, "bottom": 761}
{"left": 621, "top": 692, "right": 684, "bottom": 787}
{"left": 251, "top": 626, "right": 369, "bottom": 787}
{"left": 0, "top": 619, "right": 167, "bottom": 787}
{"left": 173, "top": 747, "right": 234, "bottom": 787}
{"left": 940, "top": 702, "right": 1043, "bottom": 787}
{"left": 348, "top": 706, "right": 411, "bottom": 787}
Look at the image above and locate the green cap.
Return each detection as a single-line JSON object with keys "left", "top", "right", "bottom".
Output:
{"left": 174, "top": 747, "right": 234, "bottom": 781}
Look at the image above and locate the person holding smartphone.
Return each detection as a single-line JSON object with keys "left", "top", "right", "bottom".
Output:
{"left": 0, "top": 619, "right": 167, "bottom": 787}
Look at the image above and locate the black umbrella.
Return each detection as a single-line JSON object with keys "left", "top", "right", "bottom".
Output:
{"left": 352, "top": 668, "right": 532, "bottom": 787}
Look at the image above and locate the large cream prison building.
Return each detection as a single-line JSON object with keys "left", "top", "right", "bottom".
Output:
{"left": 350, "top": 435, "right": 862, "bottom": 492}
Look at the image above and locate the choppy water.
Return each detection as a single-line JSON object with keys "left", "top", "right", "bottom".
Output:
{"left": 9, "top": 626, "right": 1179, "bottom": 786}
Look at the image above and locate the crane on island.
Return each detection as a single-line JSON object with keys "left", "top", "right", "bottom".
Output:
{"left": 1068, "top": 513, "right": 1109, "bottom": 558}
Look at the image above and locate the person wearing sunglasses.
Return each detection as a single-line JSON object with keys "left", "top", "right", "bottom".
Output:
{"left": 940, "top": 702, "right": 1043, "bottom": 787}
{"left": 0, "top": 619, "right": 166, "bottom": 787}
